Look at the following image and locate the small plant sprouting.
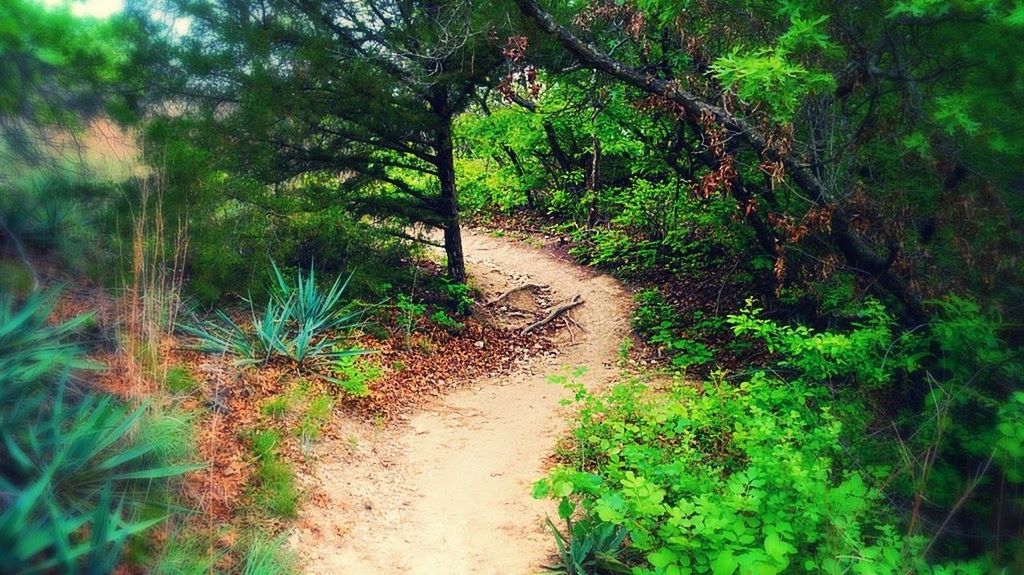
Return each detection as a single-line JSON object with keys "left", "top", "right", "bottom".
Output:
{"left": 328, "top": 356, "right": 382, "bottom": 397}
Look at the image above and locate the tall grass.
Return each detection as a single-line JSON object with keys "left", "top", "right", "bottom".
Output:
{"left": 119, "top": 171, "right": 189, "bottom": 394}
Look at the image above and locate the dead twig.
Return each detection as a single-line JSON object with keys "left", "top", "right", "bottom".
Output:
{"left": 486, "top": 283, "right": 548, "bottom": 306}
{"left": 562, "top": 316, "right": 576, "bottom": 343}
{"left": 522, "top": 294, "right": 584, "bottom": 335}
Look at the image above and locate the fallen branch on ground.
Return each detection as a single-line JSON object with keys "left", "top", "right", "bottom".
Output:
{"left": 522, "top": 294, "right": 584, "bottom": 335}
{"left": 486, "top": 283, "right": 548, "bottom": 306}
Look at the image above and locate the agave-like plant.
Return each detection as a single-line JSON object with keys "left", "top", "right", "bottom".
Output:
{"left": 0, "top": 290, "right": 95, "bottom": 392}
{"left": 180, "top": 263, "right": 367, "bottom": 366}
{"left": 0, "top": 290, "right": 195, "bottom": 573}
{"left": 544, "top": 517, "right": 632, "bottom": 575}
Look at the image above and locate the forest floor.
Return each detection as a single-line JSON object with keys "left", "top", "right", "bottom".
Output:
{"left": 289, "top": 228, "right": 633, "bottom": 574}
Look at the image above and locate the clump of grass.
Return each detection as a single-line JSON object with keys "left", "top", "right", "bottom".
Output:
{"left": 247, "top": 429, "right": 298, "bottom": 518}
{"left": 297, "top": 395, "right": 333, "bottom": 443}
{"left": 151, "top": 530, "right": 221, "bottom": 575}
{"left": 241, "top": 535, "right": 297, "bottom": 575}
{"left": 165, "top": 363, "right": 199, "bottom": 395}
{"left": 261, "top": 395, "right": 290, "bottom": 418}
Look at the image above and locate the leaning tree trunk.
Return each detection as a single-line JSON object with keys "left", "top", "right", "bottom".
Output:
{"left": 433, "top": 104, "right": 467, "bottom": 283}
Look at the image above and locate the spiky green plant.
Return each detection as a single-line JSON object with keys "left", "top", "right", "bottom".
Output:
{"left": 180, "top": 262, "right": 368, "bottom": 366}
{"left": 0, "top": 290, "right": 195, "bottom": 573}
{"left": 544, "top": 517, "right": 632, "bottom": 575}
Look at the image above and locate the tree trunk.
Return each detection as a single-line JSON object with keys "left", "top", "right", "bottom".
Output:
{"left": 433, "top": 103, "right": 467, "bottom": 283}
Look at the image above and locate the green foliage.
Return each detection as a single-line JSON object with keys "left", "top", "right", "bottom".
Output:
{"left": 536, "top": 374, "right": 972, "bottom": 575}
{"left": 728, "top": 298, "right": 919, "bottom": 388}
{"left": 180, "top": 263, "right": 366, "bottom": 366}
{"left": 261, "top": 395, "right": 290, "bottom": 419}
{"left": 0, "top": 175, "right": 119, "bottom": 273}
{"left": 440, "top": 280, "right": 475, "bottom": 315}
{"left": 395, "top": 293, "right": 427, "bottom": 344}
{"left": 328, "top": 356, "right": 382, "bottom": 398}
{"left": 631, "top": 289, "right": 715, "bottom": 369}
{"left": 0, "top": 0, "right": 130, "bottom": 163}
{"left": 151, "top": 534, "right": 220, "bottom": 575}
{"left": 431, "top": 310, "right": 465, "bottom": 333}
{"left": 0, "top": 290, "right": 194, "bottom": 573}
{"left": 728, "top": 294, "right": 1024, "bottom": 564}
{"left": 297, "top": 395, "right": 333, "bottom": 443}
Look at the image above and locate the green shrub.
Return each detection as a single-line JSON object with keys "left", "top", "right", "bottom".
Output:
{"left": 545, "top": 516, "right": 632, "bottom": 575}
{"left": 328, "top": 356, "right": 382, "bottom": 397}
{"left": 431, "top": 309, "right": 465, "bottom": 333}
{"left": 0, "top": 175, "right": 116, "bottom": 271}
{"left": 535, "top": 374, "right": 972, "bottom": 575}
{"left": 727, "top": 297, "right": 917, "bottom": 388}
{"left": 727, "top": 295, "right": 1024, "bottom": 566}
{"left": 440, "top": 280, "right": 475, "bottom": 315}
{"left": 631, "top": 288, "right": 715, "bottom": 369}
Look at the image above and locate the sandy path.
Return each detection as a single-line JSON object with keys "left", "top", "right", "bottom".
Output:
{"left": 290, "top": 229, "right": 632, "bottom": 574}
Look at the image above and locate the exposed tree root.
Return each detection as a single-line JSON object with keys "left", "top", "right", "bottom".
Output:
{"left": 485, "top": 283, "right": 548, "bottom": 307}
{"left": 522, "top": 294, "right": 583, "bottom": 335}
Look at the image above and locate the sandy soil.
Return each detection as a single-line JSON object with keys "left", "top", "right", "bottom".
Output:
{"left": 290, "top": 229, "right": 632, "bottom": 574}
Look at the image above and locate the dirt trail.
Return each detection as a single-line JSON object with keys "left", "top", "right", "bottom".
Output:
{"left": 291, "top": 229, "right": 632, "bottom": 574}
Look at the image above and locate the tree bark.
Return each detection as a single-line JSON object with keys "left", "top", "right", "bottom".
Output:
{"left": 431, "top": 96, "right": 467, "bottom": 283}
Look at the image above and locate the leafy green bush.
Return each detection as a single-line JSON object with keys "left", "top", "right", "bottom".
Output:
{"left": 535, "top": 374, "right": 973, "bottom": 575}
{"left": 0, "top": 290, "right": 194, "bottom": 573}
{"left": 328, "top": 356, "right": 382, "bottom": 397}
{"left": 180, "top": 263, "right": 366, "bottom": 366}
{"left": 727, "top": 295, "right": 1024, "bottom": 566}
{"left": 440, "top": 279, "right": 475, "bottom": 315}
{"left": 632, "top": 288, "right": 714, "bottom": 368}
{"left": 431, "top": 309, "right": 465, "bottom": 333}
{"left": 727, "top": 297, "right": 919, "bottom": 388}
{"left": 395, "top": 293, "right": 426, "bottom": 345}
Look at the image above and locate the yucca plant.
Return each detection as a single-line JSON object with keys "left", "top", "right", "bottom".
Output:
{"left": 0, "top": 290, "right": 95, "bottom": 392}
{"left": 0, "top": 290, "right": 195, "bottom": 573}
{"left": 544, "top": 517, "right": 632, "bottom": 575}
{"left": 181, "top": 262, "right": 367, "bottom": 366}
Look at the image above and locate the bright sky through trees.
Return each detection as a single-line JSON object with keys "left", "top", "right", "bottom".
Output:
{"left": 41, "top": 0, "right": 123, "bottom": 18}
